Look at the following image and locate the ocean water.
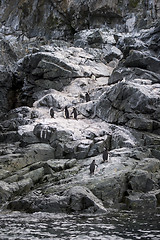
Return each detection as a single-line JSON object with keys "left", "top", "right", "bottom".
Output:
{"left": 0, "top": 210, "right": 159, "bottom": 240}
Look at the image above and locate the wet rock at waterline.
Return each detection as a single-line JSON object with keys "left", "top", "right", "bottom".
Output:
{"left": 7, "top": 186, "right": 107, "bottom": 214}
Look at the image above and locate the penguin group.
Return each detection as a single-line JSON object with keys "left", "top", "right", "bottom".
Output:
{"left": 64, "top": 106, "right": 78, "bottom": 120}
{"left": 49, "top": 92, "right": 109, "bottom": 178}
{"left": 89, "top": 147, "right": 109, "bottom": 176}
{"left": 49, "top": 92, "right": 91, "bottom": 120}
{"left": 49, "top": 105, "right": 78, "bottom": 120}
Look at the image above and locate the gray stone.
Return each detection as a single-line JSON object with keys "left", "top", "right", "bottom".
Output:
{"left": 64, "top": 186, "right": 107, "bottom": 213}
{"left": 7, "top": 185, "right": 107, "bottom": 214}
{"left": 0, "top": 169, "right": 10, "bottom": 180}
{"left": 0, "top": 131, "right": 21, "bottom": 143}
{"left": 64, "top": 159, "right": 77, "bottom": 169}
{"left": 104, "top": 45, "right": 122, "bottom": 62}
{"left": 7, "top": 193, "right": 68, "bottom": 213}
{"left": 7, "top": 107, "right": 32, "bottom": 119}
{"left": 110, "top": 125, "right": 138, "bottom": 149}
{"left": 124, "top": 50, "right": 160, "bottom": 74}
{"left": 126, "top": 193, "right": 157, "bottom": 211}
{"left": 87, "top": 30, "right": 103, "bottom": 46}
{"left": 33, "top": 124, "right": 56, "bottom": 143}
{"left": 24, "top": 144, "right": 55, "bottom": 163}
{"left": 151, "top": 149, "right": 160, "bottom": 160}
{"left": 135, "top": 158, "right": 160, "bottom": 173}
{"left": 77, "top": 101, "right": 96, "bottom": 118}
{"left": 128, "top": 170, "right": 154, "bottom": 193}
{"left": 15, "top": 46, "right": 113, "bottom": 107}
{"left": 17, "top": 178, "right": 33, "bottom": 194}
{"left": 144, "top": 133, "right": 160, "bottom": 146}
{"left": 90, "top": 173, "right": 127, "bottom": 208}
{"left": 4, "top": 174, "right": 19, "bottom": 183}
{"left": 108, "top": 66, "right": 160, "bottom": 85}
{"left": 23, "top": 167, "right": 44, "bottom": 184}
{"left": 46, "top": 159, "right": 65, "bottom": 172}
{"left": 32, "top": 59, "right": 72, "bottom": 79}
{"left": 126, "top": 117, "right": 153, "bottom": 131}
{"left": 21, "top": 131, "right": 40, "bottom": 145}
{"left": 117, "top": 36, "right": 147, "bottom": 58}
{"left": 96, "top": 82, "right": 160, "bottom": 132}
{"left": 0, "top": 181, "right": 13, "bottom": 202}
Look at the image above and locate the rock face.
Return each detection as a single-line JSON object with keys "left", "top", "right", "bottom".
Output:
{"left": 15, "top": 46, "right": 112, "bottom": 106}
{"left": 96, "top": 81, "right": 160, "bottom": 132}
{"left": 0, "top": 0, "right": 160, "bottom": 38}
{"left": 0, "top": 1, "right": 160, "bottom": 214}
{"left": 0, "top": 66, "right": 13, "bottom": 113}
{"left": 7, "top": 185, "right": 107, "bottom": 214}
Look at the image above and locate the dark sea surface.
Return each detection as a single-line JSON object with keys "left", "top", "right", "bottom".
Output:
{"left": 0, "top": 210, "right": 159, "bottom": 240}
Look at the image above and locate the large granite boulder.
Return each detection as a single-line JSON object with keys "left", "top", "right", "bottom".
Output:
{"left": 127, "top": 170, "right": 154, "bottom": 193}
{"left": 0, "top": 181, "right": 15, "bottom": 203}
{"left": 125, "top": 192, "right": 157, "bottom": 211}
{"left": 0, "top": 143, "right": 55, "bottom": 173}
{"left": 103, "top": 45, "right": 122, "bottom": 62}
{"left": 0, "top": 178, "right": 33, "bottom": 204}
{"left": 124, "top": 50, "right": 160, "bottom": 74}
{"left": 7, "top": 185, "right": 107, "bottom": 214}
{"left": 15, "top": 47, "right": 113, "bottom": 106}
{"left": 117, "top": 36, "right": 147, "bottom": 58}
{"left": 109, "top": 23, "right": 160, "bottom": 86}
{"left": 87, "top": 30, "right": 103, "bottom": 46}
{"left": 7, "top": 193, "right": 68, "bottom": 213}
{"left": 64, "top": 186, "right": 107, "bottom": 213}
{"left": 34, "top": 89, "right": 79, "bottom": 109}
{"left": 108, "top": 66, "right": 160, "bottom": 85}
{"left": 135, "top": 158, "right": 160, "bottom": 173}
{"left": 33, "top": 120, "right": 111, "bottom": 159}
{"left": 89, "top": 172, "right": 128, "bottom": 208}
{"left": 96, "top": 81, "right": 160, "bottom": 132}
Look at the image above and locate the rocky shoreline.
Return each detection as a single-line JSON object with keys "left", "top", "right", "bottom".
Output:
{"left": 0, "top": 1, "right": 160, "bottom": 214}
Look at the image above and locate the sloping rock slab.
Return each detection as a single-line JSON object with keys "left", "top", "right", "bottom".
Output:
{"left": 7, "top": 185, "right": 107, "bottom": 214}
{"left": 96, "top": 81, "right": 160, "bottom": 132}
{"left": 64, "top": 186, "right": 107, "bottom": 213}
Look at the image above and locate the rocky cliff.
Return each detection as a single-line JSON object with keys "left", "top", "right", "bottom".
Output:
{"left": 0, "top": 0, "right": 160, "bottom": 213}
{"left": 0, "top": 0, "right": 160, "bottom": 38}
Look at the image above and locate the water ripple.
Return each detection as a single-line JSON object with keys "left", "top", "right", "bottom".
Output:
{"left": 0, "top": 210, "right": 159, "bottom": 239}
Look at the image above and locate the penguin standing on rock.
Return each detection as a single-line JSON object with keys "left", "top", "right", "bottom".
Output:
{"left": 49, "top": 107, "right": 54, "bottom": 118}
{"left": 85, "top": 92, "right": 90, "bottom": 102}
{"left": 89, "top": 160, "right": 98, "bottom": 176}
{"left": 102, "top": 148, "right": 109, "bottom": 163}
{"left": 64, "top": 106, "right": 70, "bottom": 119}
{"left": 71, "top": 107, "right": 78, "bottom": 120}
